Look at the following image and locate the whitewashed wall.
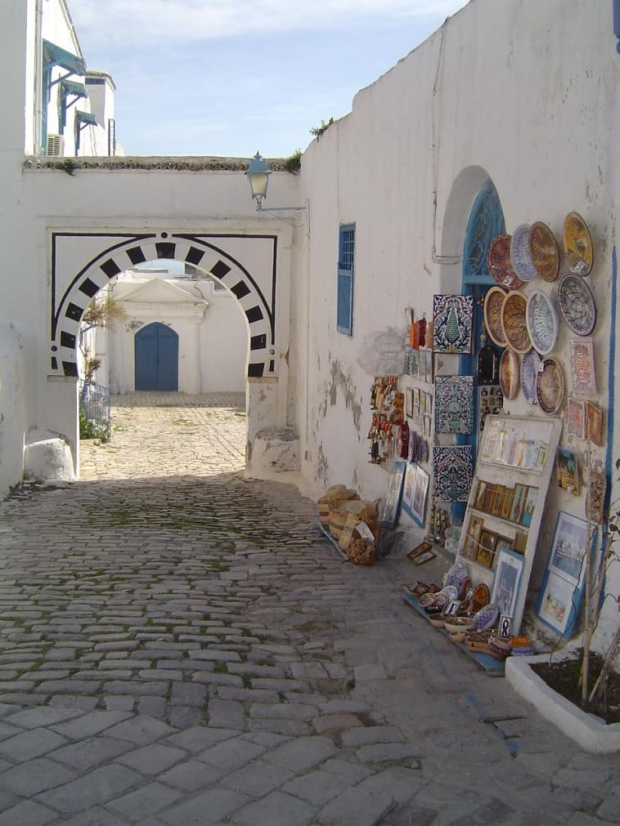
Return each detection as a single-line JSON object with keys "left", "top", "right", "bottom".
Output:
{"left": 106, "top": 277, "right": 247, "bottom": 394}
{"left": 293, "top": 0, "right": 620, "bottom": 642}
{"left": 0, "top": 326, "right": 27, "bottom": 500}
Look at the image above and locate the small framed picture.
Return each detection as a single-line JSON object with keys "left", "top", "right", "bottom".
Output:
{"left": 510, "top": 484, "right": 527, "bottom": 524}
{"left": 423, "top": 415, "right": 432, "bottom": 437}
{"left": 405, "top": 387, "right": 414, "bottom": 419}
{"left": 500, "top": 487, "right": 514, "bottom": 520}
{"left": 424, "top": 349, "right": 433, "bottom": 383}
{"left": 474, "top": 480, "right": 487, "bottom": 511}
{"left": 410, "top": 349, "right": 420, "bottom": 379}
{"left": 414, "top": 388, "right": 421, "bottom": 412}
{"left": 587, "top": 471, "right": 606, "bottom": 525}
{"left": 567, "top": 397, "right": 586, "bottom": 440}
{"left": 521, "top": 486, "right": 539, "bottom": 527}
{"left": 490, "top": 487, "right": 503, "bottom": 517}
{"left": 490, "top": 548, "right": 524, "bottom": 618}
{"left": 556, "top": 448, "right": 579, "bottom": 495}
{"left": 476, "top": 530, "right": 497, "bottom": 568}
{"left": 586, "top": 401, "right": 604, "bottom": 447}
{"left": 462, "top": 514, "right": 484, "bottom": 560}
{"left": 407, "top": 539, "right": 433, "bottom": 563}
{"left": 569, "top": 338, "right": 596, "bottom": 395}
{"left": 413, "top": 549, "right": 436, "bottom": 566}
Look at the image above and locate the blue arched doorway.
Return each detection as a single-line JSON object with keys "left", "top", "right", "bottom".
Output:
{"left": 453, "top": 179, "right": 505, "bottom": 520}
{"left": 135, "top": 323, "right": 179, "bottom": 391}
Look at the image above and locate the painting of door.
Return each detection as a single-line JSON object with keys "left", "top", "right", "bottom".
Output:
{"left": 134, "top": 323, "right": 179, "bottom": 391}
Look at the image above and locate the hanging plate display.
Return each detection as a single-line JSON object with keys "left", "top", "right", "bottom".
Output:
{"left": 520, "top": 350, "right": 541, "bottom": 405}
{"left": 499, "top": 349, "right": 520, "bottom": 400}
{"left": 488, "top": 235, "right": 524, "bottom": 290}
{"left": 526, "top": 289, "right": 559, "bottom": 355}
{"left": 563, "top": 212, "right": 593, "bottom": 276}
{"left": 484, "top": 287, "right": 508, "bottom": 347}
{"left": 558, "top": 273, "right": 597, "bottom": 336}
{"left": 536, "top": 358, "right": 565, "bottom": 414}
{"left": 529, "top": 222, "right": 560, "bottom": 282}
{"left": 501, "top": 291, "right": 532, "bottom": 354}
{"left": 510, "top": 224, "right": 538, "bottom": 282}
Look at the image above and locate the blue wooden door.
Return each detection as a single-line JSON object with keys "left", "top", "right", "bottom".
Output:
{"left": 135, "top": 323, "right": 179, "bottom": 391}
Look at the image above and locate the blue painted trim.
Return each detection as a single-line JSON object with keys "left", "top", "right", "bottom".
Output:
{"left": 604, "top": 246, "right": 617, "bottom": 514}
{"left": 614, "top": 0, "right": 620, "bottom": 53}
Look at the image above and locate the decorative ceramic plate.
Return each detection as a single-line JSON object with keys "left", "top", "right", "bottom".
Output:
{"left": 499, "top": 349, "right": 520, "bottom": 400}
{"left": 473, "top": 603, "right": 500, "bottom": 632}
{"left": 471, "top": 583, "right": 490, "bottom": 612}
{"left": 563, "top": 212, "right": 593, "bottom": 276}
{"left": 483, "top": 287, "right": 508, "bottom": 347}
{"left": 529, "top": 221, "right": 560, "bottom": 282}
{"left": 510, "top": 224, "right": 538, "bottom": 282}
{"left": 536, "top": 358, "right": 565, "bottom": 414}
{"left": 520, "top": 350, "right": 541, "bottom": 405}
{"left": 501, "top": 291, "right": 532, "bottom": 354}
{"left": 526, "top": 289, "right": 559, "bottom": 355}
{"left": 488, "top": 235, "right": 524, "bottom": 290}
{"left": 558, "top": 273, "right": 597, "bottom": 336}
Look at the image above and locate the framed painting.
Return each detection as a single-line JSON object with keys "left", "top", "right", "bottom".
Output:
{"left": 500, "top": 486, "right": 514, "bottom": 520}
{"left": 474, "top": 480, "right": 487, "bottom": 511}
{"left": 434, "top": 375, "right": 475, "bottom": 434}
{"left": 476, "top": 530, "right": 497, "bottom": 568}
{"left": 586, "top": 401, "right": 604, "bottom": 447}
{"left": 405, "top": 387, "right": 414, "bottom": 419}
{"left": 423, "top": 348, "right": 433, "bottom": 383}
{"left": 536, "top": 570, "right": 582, "bottom": 637}
{"left": 556, "top": 448, "right": 579, "bottom": 495}
{"left": 379, "top": 460, "right": 407, "bottom": 528}
{"left": 510, "top": 483, "right": 527, "bottom": 523}
{"left": 586, "top": 470, "right": 607, "bottom": 525}
{"left": 548, "top": 510, "right": 588, "bottom": 587}
{"left": 521, "top": 486, "right": 539, "bottom": 527}
{"left": 432, "top": 294, "right": 474, "bottom": 354}
{"left": 490, "top": 548, "right": 524, "bottom": 619}
{"left": 567, "top": 397, "right": 586, "bottom": 440}
{"left": 408, "top": 540, "right": 433, "bottom": 564}
{"left": 410, "top": 464, "right": 430, "bottom": 527}
{"left": 569, "top": 338, "right": 596, "bottom": 395}
{"left": 462, "top": 514, "right": 484, "bottom": 560}
{"left": 402, "top": 462, "right": 417, "bottom": 517}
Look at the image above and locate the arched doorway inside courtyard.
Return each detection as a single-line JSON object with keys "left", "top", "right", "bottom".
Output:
{"left": 134, "top": 323, "right": 179, "bottom": 392}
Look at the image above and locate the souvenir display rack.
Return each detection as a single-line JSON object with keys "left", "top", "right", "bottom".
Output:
{"left": 456, "top": 414, "right": 562, "bottom": 634}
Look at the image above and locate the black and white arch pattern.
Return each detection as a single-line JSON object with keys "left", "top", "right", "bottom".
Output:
{"left": 50, "top": 232, "right": 277, "bottom": 379}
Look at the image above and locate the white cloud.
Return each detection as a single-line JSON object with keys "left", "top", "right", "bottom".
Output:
{"left": 69, "top": 0, "right": 469, "bottom": 46}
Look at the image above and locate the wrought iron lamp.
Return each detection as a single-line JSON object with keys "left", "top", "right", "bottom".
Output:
{"left": 245, "top": 152, "right": 306, "bottom": 224}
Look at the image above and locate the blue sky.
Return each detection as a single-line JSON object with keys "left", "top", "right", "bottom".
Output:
{"left": 69, "top": 0, "right": 469, "bottom": 158}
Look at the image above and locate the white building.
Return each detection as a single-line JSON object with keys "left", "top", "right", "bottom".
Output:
{"left": 1, "top": 0, "right": 619, "bottom": 647}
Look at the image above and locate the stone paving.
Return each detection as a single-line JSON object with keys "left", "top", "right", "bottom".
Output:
{"left": 0, "top": 392, "right": 617, "bottom": 825}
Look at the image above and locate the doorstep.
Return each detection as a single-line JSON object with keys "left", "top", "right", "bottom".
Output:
{"left": 506, "top": 653, "right": 620, "bottom": 753}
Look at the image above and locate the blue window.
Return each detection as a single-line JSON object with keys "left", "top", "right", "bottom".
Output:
{"left": 337, "top": 224, "right": 355, "bottom": 335}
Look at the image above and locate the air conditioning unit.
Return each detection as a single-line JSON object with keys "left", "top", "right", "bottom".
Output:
{"left": 46, "top": 134, "right": 65, "bottom": 156}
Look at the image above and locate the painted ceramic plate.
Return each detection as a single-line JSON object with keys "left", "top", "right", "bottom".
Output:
{"left": 536, "top": 358, "right": 565, "bottom": 414}
{"left": 526, "top": 289, "right": 558, "bottom": 355}
{"left": 484, "top": 286, "right": 508, "bottom": 347}
{"left": 499, "top": 349, "right": 520, "bottom": 400}
{"left": 510, "top": 224, "right": 538, "bottom": 282}
{"left": 473, "top": 603, "right": 500, "bottom": 632}
{"left": 501, "top": 291, "right": 532, "bottom": 354}
{"left": 520, "top": 350, "right": 541, "bottom": 405}
{"left": 488, "top": 234, "right": 524, "bottom": 290}
{"left": 558, "top": 273, "right": 597, "bottom": 336}
{"left": 563, "top": 212, "right": 593, "bottom": 276}
{"left": 529, "top": 221, "right": 560, "bottom": 282}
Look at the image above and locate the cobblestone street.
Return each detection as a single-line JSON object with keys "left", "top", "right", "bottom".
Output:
{"left": 0, "top": 394, "right": 618, "bottom": 825}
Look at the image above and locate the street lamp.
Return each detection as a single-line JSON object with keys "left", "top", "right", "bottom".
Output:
{"left": 245, "top": 152, "right": 307, "bottom": 223}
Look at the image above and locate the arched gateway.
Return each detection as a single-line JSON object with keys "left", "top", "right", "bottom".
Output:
{"left": 45, "top": 227, "right": 295, "bottom": 477}
{"left": 50, "top": 232, "right": 278, "bottom": 380}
